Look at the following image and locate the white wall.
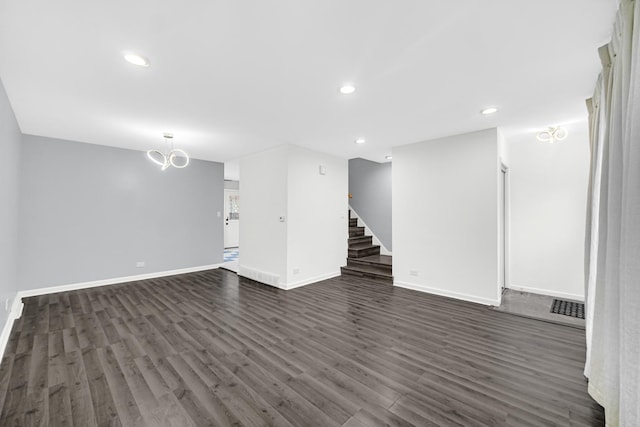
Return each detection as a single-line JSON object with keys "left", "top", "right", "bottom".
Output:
{"left": 239, "top": 145, "right": 347, "bottom": 290}
{"left": 393, "top": 128, "right": 500, "bottom": 305}
{"left": 498, "top": 129, "right": 509, "bottom": 164}
{"left": 506, "top": 123, "right": 589, "bottom": 300}
{"left": 0, "top": 79, "right": 21, "bottom": 337}
{"left": 239, "top": 147, "right": 288, "bottom": 287}
{"left": 287, "top": 146, "right": 347, "bottom": 287}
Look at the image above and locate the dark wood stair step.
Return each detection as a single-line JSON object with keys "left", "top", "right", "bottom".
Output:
{"left": 340, "top": 265, "right": 393, "bottom": 285}
{"left": 346, "top": 256, "right": 392, "bottom": 274}
{"left": 348, "top": 235, "right": 372, "bottom": 247}
{"left": 348, "top": 243, "right": 380, "bottom": 258}
{"left": 349, "top": 218, "right": 358, "bottom": 227}
{"left": 349, "top": 226, "right": 365, "bottom": 237}
{"left": 358, "top": 254, "right": 392, "bottom": 265}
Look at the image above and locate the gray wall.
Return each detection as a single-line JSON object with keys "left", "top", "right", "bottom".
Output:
{"left": 348, "top": 158, "right": 392, "bottom": 250}
{"left": 18, "top": 135, "right": 224, "bottom": 290}
{"left": 0, "top": 79, "right": 21, "bottom": 331}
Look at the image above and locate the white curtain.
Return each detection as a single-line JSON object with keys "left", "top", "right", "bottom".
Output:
{"left": 584, "top": 0, "right": 640, "bottom": 425}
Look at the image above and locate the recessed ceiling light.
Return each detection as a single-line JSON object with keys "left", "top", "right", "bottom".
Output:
{"left": 385, "top": 155, "right": 392, "bottom": 160}
{"left": 355, "top": 138, "right": 366, "bottom": 144}
{"left": 124, "top": 53, "right": 150, "bottom": 67}
{"left": 480, "top": 107, "right": 498, "bottom": 115}
{"left": 339, "top": 84, "right": 356, "bottom": 94}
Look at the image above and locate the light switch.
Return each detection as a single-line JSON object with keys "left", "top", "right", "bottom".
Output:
{"left": 319, "top": 165, "right": 326, "bottom": 175}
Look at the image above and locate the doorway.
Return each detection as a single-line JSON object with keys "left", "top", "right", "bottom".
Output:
{"left": 223, "top": 188, "right": 240, "bottom": 272}
{"left": 224, "top": 189, "right": 240, "bottom": 248}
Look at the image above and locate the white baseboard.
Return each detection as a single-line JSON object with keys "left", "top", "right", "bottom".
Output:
{"left": 394, "top": 280, "right": 500, "bottom": 306}
{"left": 507, "top": 284, "right": 584, "bottom": 302}
{"left": 284, "top": 271, "right": 341, "bottom": 290}
{"left": 0, "top": 294, "right": 22, "bottom": 362}
{"left": 17, "top": 264, "right": 222, "bottom": 299}
{"left": 237, "top": 266, "right": 281, "bottom": 288}
{"left": 348, "top": 206, "right": 392, "bottom": 256}
{"left": 0, "top": 319, "right": 11, "bottom": 363}
{"left": 239, "top": 269, "right": 341, "bottom": 291}
{"left": 0, "top": 263, "right": 221, "bottom": 359}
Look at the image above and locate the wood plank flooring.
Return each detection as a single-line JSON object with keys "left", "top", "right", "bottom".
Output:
{"left": 0, "top": 269, "right": 604, "bottom": 426}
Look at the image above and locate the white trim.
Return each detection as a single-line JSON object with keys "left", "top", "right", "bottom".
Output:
{"left": 348, "top": 205, "right": 392, "bottom": 255}
{"left": 0, "top": 295, "right": 23, "bottom": 361}
{"left": 239, "top": 270, "right": 341, "bottom": 291}
{"left": 17, "top": 264, "right": 222, "bottom": 299}
{"left": 237, "top": 266, "right": 280, "bottom": 288}
{"left": 507, "top": 283, "right": 585, "bottom": 302}
{"left": 0, "top": 264, "right": 221, "bottom": 359}
{"left": 498, "top": 159, "right": 510, "bottom": 297}
{"left": 394, "top": 280, "right": 501, "bottom": 306}
{"left": 284, "top": 271, "right": 341, "bottom": 290}
{"left": 0, "top": 322, "right": 11, "bottom": 363}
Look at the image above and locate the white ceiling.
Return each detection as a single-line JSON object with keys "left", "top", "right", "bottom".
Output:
{"left": 0, "top": 0, "right": 615, "bottom": 180}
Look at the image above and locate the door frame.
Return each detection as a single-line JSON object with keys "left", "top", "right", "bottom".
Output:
{"left": 499, "top": 162, "right": 510, "bottom": 296}
{"left": 224, "top": 189, "right": 240, "bottom": 248}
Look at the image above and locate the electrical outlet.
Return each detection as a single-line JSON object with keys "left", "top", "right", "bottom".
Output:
{"left": 293, "top": 268, "right": 300, "bottom": 275}
{"left": 409, "top": 269, "right": 419, "bottom": 276}
{"left": 4, "top": 299, "right": 9, "bottom": 311}
{"left": 136, "top": 261, "right": 145, "bottom": 268}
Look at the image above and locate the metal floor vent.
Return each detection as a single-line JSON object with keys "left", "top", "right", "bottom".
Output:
{"left": 550, "top": 299, "right": 585, "bottom": 319}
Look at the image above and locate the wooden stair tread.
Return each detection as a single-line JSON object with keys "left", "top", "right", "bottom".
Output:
{"left": 348, "top": 226, "right": 366, "bottom": 237}
{"left": 341, "top": 265, "right": 392, "bottom": 278}
{"left": 346, "top": 257, "right": 392, "bottom": 274}
{"left": 357, "top": 254, "right": 392, "bottom": 265}
{"left": 348, "top": 235, "right": 371, "bottom": 242}
{"left": 348, "top": 246, "right": 381, "bottom": 259}
{"left": 349, "top": 243, "right": 379, "bottom": 250}
{"left": 340, "top": 265, "right": 393, "bottom": 285}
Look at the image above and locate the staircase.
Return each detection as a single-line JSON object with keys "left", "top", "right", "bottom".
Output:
{"left": 340, "top": 210, "right": 393, "bottom": 284}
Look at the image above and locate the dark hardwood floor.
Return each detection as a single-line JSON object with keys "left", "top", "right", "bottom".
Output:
{"left": 0, "top": 269, "right": 603, "bottom": 426}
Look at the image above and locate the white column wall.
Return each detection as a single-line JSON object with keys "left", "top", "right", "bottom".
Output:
{"left": 239, "top": 147, "right": 289, "bottom": 287}
{"left": 287, "top": 146, "right": 347, "bottom": 288}
{"left": 239, "top": 145, "right": 347, "bottom": 290}
{"left": 393, "top": 128, "right": 500, "bottom": 305}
